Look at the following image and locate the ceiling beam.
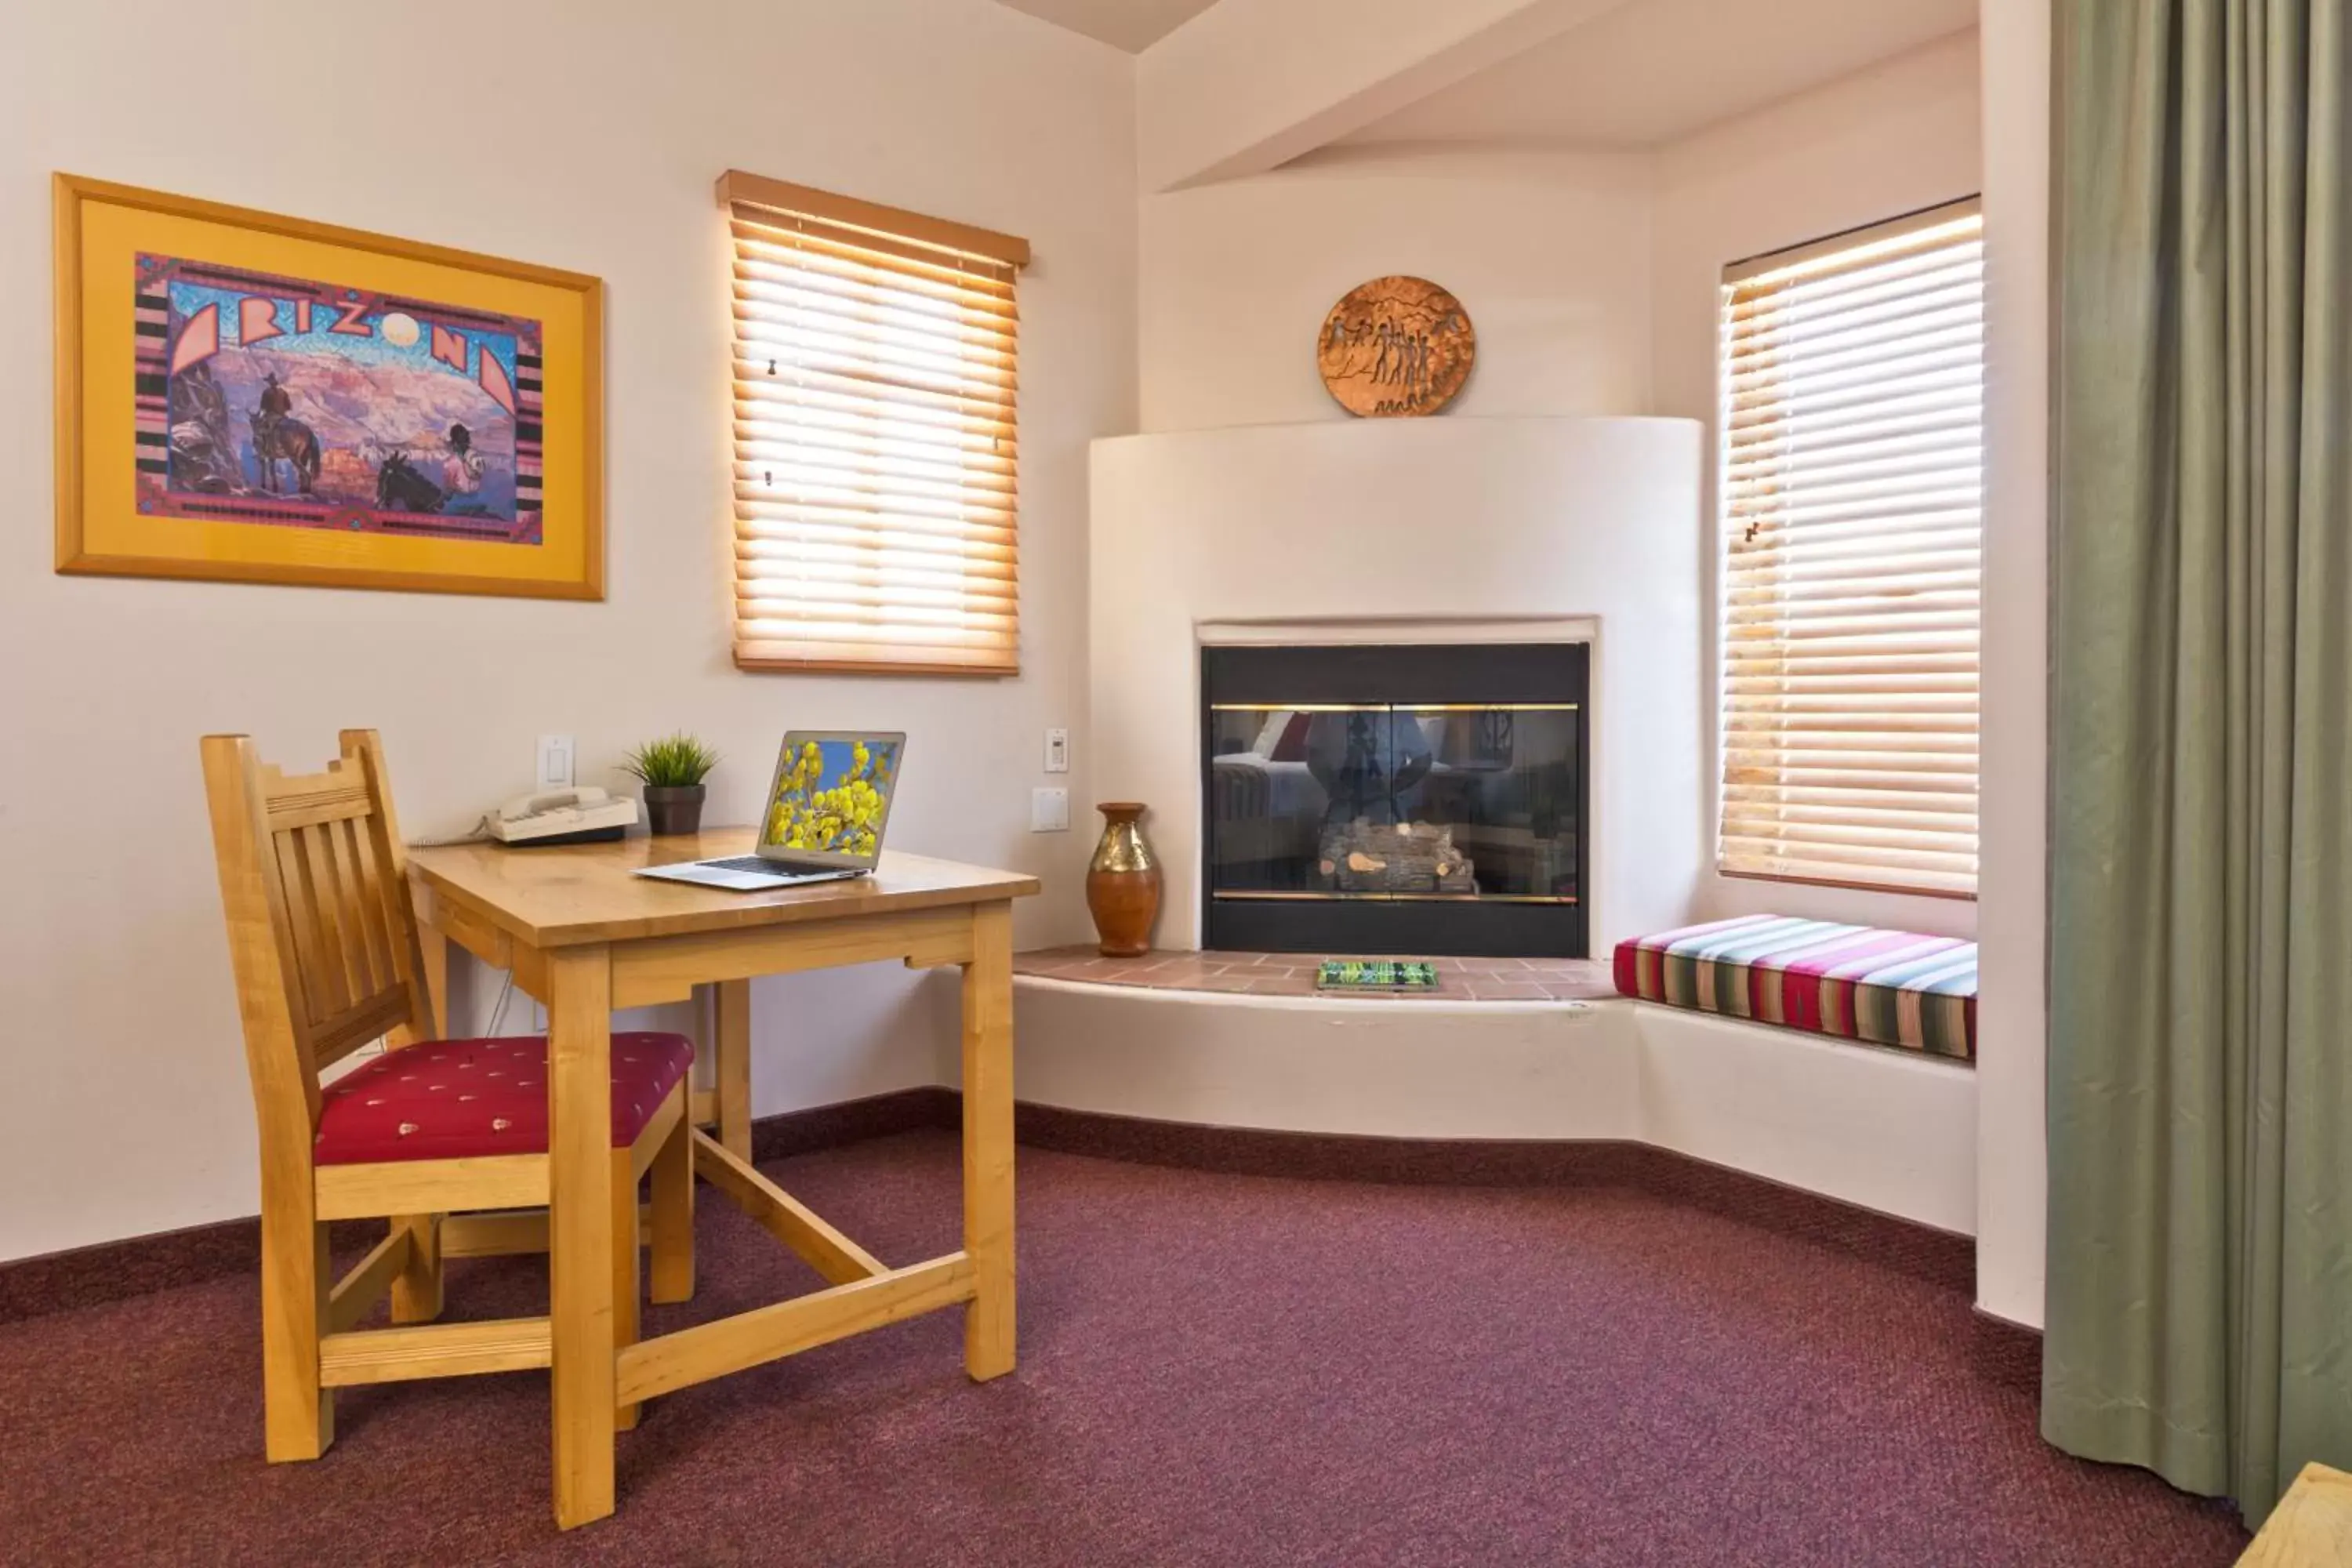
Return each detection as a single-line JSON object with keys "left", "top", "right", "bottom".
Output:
{"left": 1137, "top": 0, "right": 1638, "bottom": 191}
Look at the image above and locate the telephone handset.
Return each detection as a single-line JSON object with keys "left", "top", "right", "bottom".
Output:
{"left": 499, "top": 786, "right": 613, "bottom": 823}
{"left": 487, "top": 785, "right": 639, "bottom": 845}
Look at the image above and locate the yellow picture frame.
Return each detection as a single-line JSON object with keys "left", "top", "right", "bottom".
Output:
{"left": 53, "top": 174, "right": 604, "bottom": 600}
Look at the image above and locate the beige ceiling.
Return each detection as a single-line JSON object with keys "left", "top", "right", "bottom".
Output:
{"left": 1338, "top": 0, "right": 1978, "bottom": 149}
{"left": 991, "top": 0, "right": 1219, "bottom": 53}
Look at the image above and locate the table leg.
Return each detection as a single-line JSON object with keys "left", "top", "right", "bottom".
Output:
{"left": 715, "top": 978, "right": 753, "bottom": 1161}
{"left": 961, "top": 900, "right": 1015, "bottom": 1381}
{"left": 416, "top": 918, "right": 449, "bottom": 1038}
{"left": 546, "top": 943, "right": 616, "bottom": 1530}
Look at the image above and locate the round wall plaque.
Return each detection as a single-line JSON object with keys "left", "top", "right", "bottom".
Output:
{"left": 1316, "top": 275, "right": 1475, "bottom": 418}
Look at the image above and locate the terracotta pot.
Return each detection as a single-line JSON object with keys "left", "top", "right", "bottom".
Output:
{"left": 1085, "top": 801, "right": 1161, "bottom": 957}
{"left": 642, "top": 784, "right": 706, "bottom": 836}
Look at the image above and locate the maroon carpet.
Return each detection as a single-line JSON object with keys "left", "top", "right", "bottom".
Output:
{"left": 0, "top": 1133, "right": 2246, "bottom": 1566}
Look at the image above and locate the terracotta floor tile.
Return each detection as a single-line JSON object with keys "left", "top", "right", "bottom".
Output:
{"left": 1017, "top": 946, "right": 1620, "bottom": 1004}
{"left": 1463, "top": 981, "right": 1550, "bottom": 1000}
{"left": 1250, "top": 972, "right": 1319, "bottom": 996}
{"left": 1014, "top": 946, "right": 1120, "bottom": 978}
{"left": 1148, "top": 970, "right": 1231, "bottom": 992}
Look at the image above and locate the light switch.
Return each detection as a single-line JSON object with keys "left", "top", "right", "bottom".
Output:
{"left": 536, "top": 734, "right": 575, "bottom": 790}
{"left": 1044, "top": 727, "right": 1070, "bottom": 774}
{"left": 1030, "top": 786, "right": 1069, "bottom": 833}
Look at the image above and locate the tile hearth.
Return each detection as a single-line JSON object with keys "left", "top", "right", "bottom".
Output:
{"left": 1014, "top": 946, "right": 1616, "bottom": 1002}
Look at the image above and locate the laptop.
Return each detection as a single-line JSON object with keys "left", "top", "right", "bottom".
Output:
{"left": 635, "top": 731, "right": 906, "bottom": 891}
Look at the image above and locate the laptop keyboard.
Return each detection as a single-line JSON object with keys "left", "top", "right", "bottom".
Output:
{"left": 701, "top": 855, "right": 811, "bottom": 875}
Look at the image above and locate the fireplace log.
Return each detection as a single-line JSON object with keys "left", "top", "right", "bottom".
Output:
{"left": 1315, "top": 818, "right": 1478, "bottom": 895}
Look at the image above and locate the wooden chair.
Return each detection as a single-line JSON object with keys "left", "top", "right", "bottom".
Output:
{"left": 201, "top": 728, "right": 695, "bottom": 1461}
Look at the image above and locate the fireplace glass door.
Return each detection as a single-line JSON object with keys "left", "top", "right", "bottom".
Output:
{"left": 1200, "top": 644, "right": 1588, "bottom": 956}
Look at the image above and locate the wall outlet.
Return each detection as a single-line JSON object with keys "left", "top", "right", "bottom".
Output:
{"left": 536, "top": 734, "right": 575, "bottom": 790}
{"left": 1030, "top": 786, "right": 1069, "bottom": 833}
{"left": 1044, "top": 727, "right": 1070, "bottom": 774}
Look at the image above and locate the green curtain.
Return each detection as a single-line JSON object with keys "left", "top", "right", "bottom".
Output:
{"left": 2046, "top": 0, "right": 2352, "bottom": 1530}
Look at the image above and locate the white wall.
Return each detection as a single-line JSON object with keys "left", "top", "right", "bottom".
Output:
{"left": 1114, "top": 26, "right": 2014, "bottom": 1281}
{"left": 1974, "top": 0, "right": 2050, "bottom": 1330}
{"left": 6, "top": 0, "right": 2046, "bottom": 1301}
{"left": 1017, "top": 983, "right": 1640, "bottom": 1139}
{"left": 1088, "top": 417, "right": 1703, "bottom": 955}
{"left": 1650, "top": 28, "right": 1984, "bottom": 941}
{"left": 1014, "top": 983, "right": 1979, "bottom": 1232}
{"left": 1636, "top": 1005, "right": 1976, "bottom": 1233}
{"left": 1138, "top": 144, "right": 1653, "bottom": 430}
{"left": 0, "top": 0, "right": 1135, "bottom": 1262}
{"left": 1133, "top": 37, "right": 1984, "bottom": 939}
{"left": 1134, "top": 0, "right": 1634, "bottom": 190}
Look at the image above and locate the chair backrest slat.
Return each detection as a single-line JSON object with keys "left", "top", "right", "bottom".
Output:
{"left": 203, "top": 731, "right": 441, "bottom": 1152}
{"left": 338, "top": 815, "right": 397, "bottom": 997}
{"left": 302, "top": 822, "right": 365, "bottom": 1014}
{"left": 271, "top": 828, "right": 337, "bottom": 1023}
{"left": 264, "top": 779, "right": 375, "bottom": 833}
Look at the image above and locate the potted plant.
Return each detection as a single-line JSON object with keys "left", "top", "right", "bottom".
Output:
{"left": 622, "top": 733, "right": 720, "bottom": 836}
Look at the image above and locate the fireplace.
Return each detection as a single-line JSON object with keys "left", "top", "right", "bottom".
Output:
{"left": 1200, "top": 642, "right": 1588, "bottom": 957}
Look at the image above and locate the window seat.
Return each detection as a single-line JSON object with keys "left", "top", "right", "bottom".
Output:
{"left": 1613, "top": 914, "right": 1977, "bottom": 1062}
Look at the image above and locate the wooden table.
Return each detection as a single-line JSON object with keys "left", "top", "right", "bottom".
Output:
{"left": 404, "top": 829, "right": 1038, "bottom": 1529}
{"left": 2239, "top": 1464, "right": 2352, "bottom": 1566}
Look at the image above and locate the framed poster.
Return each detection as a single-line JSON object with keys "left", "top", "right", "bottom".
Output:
{"left": 53, "top": 174, "right": 603, "bottom": 599}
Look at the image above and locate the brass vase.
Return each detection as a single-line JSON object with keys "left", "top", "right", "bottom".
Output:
{"left": 1086, "top": 802, "right": 1161, "bottom": 957}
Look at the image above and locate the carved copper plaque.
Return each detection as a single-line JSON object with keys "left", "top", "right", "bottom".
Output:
{"left": 1316, "top": 275, "right": 1475, "bottom": 418}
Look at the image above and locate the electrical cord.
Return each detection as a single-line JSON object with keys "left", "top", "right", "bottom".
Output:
{"left": 408, "top": 812, "right": 494, "bottom": 849}
{"left": 487, "top": 971, "right": 516, "bottom": 1036}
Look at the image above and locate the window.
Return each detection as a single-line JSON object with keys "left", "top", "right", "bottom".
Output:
{"left": 1716, "top": 198, "right": 1983, "bottom": 898}
{"left": 719, "top": 171, "right": 1027, "bottom": 675}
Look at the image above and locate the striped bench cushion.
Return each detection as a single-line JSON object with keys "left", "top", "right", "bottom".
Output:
{"left": 1613, "top": 914, "right": 1976, "bottom": 1061}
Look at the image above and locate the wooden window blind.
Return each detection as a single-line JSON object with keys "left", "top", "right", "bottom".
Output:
{"left": 719, "top": 170, "right": 1029, "bottom": 675}
{"left": 1717, "top": 198, "right": 1984, "bottom": 898}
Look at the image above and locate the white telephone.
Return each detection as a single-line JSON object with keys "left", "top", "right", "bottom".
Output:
{"left": 488, "top": 786, "right": 641, "bottom": 846}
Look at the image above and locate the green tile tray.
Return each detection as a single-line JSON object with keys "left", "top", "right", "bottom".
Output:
{"left": 1314, "top": 960, "right": 1441, "bottom": 994}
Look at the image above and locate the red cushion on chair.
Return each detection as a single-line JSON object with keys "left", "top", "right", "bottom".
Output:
{"left": 313, "top": 1033, "right": 694, "bottom": 1165}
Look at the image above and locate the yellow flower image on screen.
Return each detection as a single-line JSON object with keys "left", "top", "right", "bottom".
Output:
{"left": 764, "top": 737, "right": 898, "bottom": 857}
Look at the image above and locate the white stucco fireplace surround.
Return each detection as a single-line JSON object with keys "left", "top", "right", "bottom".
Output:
{"left": 1087, "top": 415, "right": 1706, "bottom": 954}
{"left": 1009, "top": 416, "right": 1979, "bottom": 1236}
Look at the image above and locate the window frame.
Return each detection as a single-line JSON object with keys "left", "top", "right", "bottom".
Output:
{"left": 1713, "top": 196, "right": 1985, "bottom": 902}
{"left": 718, "top": 170, "right": 1029, "bottom": 677}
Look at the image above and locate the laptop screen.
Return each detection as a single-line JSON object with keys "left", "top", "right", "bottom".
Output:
{"left": 757, "top": 732, "right": 905, "bottom": 866}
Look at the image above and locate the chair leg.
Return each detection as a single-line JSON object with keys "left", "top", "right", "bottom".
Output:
{"left": 612, "top": 1152, "right": 642, "bottom": 1432}
{"left": 259, "top": 1198, "right": 334, "bottom": 1461}
{"left": 649, "top": 1105, "right": 695, "bottom": 1306}
{"left": 389, "top": 1213, "right": 444, "bottom": 1324}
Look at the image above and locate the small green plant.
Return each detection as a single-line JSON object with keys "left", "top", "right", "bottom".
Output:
{"left": 621, "top": 732, "right": 720, "bottom": 789}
